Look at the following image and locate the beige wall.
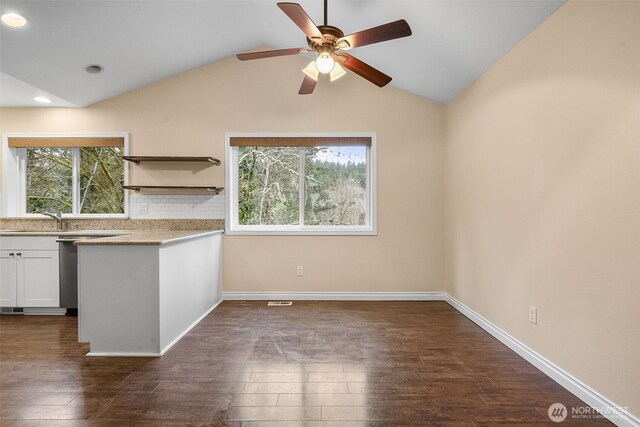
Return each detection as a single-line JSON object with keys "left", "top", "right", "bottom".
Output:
{"left": 445, "top": 0, "right": 640, "bottom": 416}
{"left": 0, "top": 53, "right": 446, "bottom": 294}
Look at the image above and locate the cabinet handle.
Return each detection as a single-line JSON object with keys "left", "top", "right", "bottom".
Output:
{"left": 9, "top": 253, "right": 14, "bottom": 256}
{"left": 16, "top": 253, "right": 22, "bottom": 256}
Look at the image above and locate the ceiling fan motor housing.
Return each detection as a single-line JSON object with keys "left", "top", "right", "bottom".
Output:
{"left": 307, "top": 25, "right": 345, "bottom": 52}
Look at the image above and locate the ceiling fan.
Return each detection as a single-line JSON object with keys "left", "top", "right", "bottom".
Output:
{"left": 236, "top": 0, "right": 412, "bottom": 95}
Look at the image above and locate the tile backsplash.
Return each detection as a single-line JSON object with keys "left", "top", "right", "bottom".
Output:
{"left": 0, "top": 191, "right": 225, "bottom": 231}
{"left": 128, "top": 194, "right": 225, "bottom": 219}
{"left": 1, "top": 193, "right": 225, "bottom": 220}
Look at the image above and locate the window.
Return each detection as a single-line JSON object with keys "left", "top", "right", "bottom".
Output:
{"left": 226, "top": 134, "right": 376, "bottom": 235}
{"left": 2, "top": 133, "right": 128, "bottom": 217}
{"left": 25, "top": 147, "right": 124, "bottom": 214}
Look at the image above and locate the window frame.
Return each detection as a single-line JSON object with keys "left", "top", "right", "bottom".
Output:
{"left": 225, "top": 132, "right": 377, "bottom": 236}
{"left": 2, "top": 132, "right": 129, "bottom": 218}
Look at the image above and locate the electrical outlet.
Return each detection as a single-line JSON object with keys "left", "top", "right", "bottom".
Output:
{"left": 529, "top": 306, "right": 537, "bottom": 324}
{"left": 296, "top": 266, "right": 303, "bottom": 276}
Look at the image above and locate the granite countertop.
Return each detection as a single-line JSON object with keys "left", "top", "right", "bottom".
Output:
{"left": 0, "top": 229, "right": 223, "bottom": 245}
{"left": 0, "top": 230, "right": 123, "bottom": 237}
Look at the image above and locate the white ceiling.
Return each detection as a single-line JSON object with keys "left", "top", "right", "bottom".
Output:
{"left": 0, "top": 0, "right": 565, "bottom": 108}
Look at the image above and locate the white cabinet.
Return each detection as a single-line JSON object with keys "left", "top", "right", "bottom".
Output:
{"left": 0, "top": 237, "right": 59, "bottom": 308}
{"left": 19, "top": 251, "right": 59, "bottom": 307}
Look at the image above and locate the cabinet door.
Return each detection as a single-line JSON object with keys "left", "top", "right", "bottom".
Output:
{"left": 16, "top": 251, "right": 60, "bottom": 308}
{"left": 0, "top": 251, "right": 17, "bottom": 307}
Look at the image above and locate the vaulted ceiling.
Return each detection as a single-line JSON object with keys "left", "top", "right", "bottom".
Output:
{"left": 0, "top": 0, "right": 565, "bottom": 107}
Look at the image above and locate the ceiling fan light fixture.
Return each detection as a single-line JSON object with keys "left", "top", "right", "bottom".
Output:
{"left": 315, "top": 52, "right": 335, "bottom": 74}
{"left": 329, "top": 63, "right": 347, "bottom": 81}
{"left": 303, "top": 61, "right": 319, "bottom": 81}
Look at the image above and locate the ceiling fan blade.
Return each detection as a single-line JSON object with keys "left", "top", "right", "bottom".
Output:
{"left": 277, "top": 3, "right": 324, "bottom": 42}
{"left": 334, "top": 53, "right": 392, "bottom": 87}
{"left": 237, "top": 48, "right": 311, "bottom": 61}
{"left": 298, "top": 75, "right": 317, "bottom": 95}
{"left": 336, "top": 19, "right": 412, "bottom": 50}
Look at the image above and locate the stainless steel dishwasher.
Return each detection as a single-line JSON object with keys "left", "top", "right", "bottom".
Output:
{"left": 57, "top": 235, "right": 115, "bottom": 312}
{"left": 57, "top": 238, "right": 79, "bottom": 310}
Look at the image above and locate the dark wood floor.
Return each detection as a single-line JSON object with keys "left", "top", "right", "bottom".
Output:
{"left": 0, "top": 301, "right": 611, "bottom": 426}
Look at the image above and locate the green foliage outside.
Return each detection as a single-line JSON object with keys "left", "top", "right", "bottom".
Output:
{"left": 26, "top": 148, "right": 73, "bottom": 213}
{"left": 26, "top": 147, "right": 124, "bottom": 214}
{"left": 305, "top": 148, "right": 366, "bottom": 226}
{"left": 79, "top": 148, "right": 124, "bottom": 214}
{"left": 238, "top": 147, "right": 300, "bottom": 225}
{"left": 238, "top": 146, "right": 366, "bottom": 226}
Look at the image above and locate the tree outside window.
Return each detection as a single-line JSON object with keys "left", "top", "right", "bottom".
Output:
{"left": 25, "top": 147, "right": 124, "bottom": 215}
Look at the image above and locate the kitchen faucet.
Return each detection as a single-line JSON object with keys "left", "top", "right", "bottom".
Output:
{"left": 43, "top": 210, "right": 64, "bottom": 231}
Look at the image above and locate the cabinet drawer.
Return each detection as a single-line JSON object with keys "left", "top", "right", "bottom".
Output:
{"left": 0, "top": 236, "right": 59, "bottom": 250}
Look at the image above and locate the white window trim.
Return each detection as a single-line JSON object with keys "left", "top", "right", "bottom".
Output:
{"left": 225, "top": 132, "right": 377, "bottom": 236}
{"left": 1, "top": 132, "right": 129, "bottom": 218}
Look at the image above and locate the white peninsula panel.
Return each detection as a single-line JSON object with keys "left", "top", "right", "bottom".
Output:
{"left": 77, "top": 230, "right": 222, "bottom": 356}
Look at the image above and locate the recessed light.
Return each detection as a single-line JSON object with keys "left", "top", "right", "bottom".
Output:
{"left": 33, "top": 96, "right": 52, "bottom": 103}
{"left": 84, "top": 64, "right": 104, "bottom": 74}
{"left": 1, "top": 12, "right": 28, "bottom": 28}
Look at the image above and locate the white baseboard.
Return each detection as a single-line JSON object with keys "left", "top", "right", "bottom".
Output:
{"left": 23, "top": 307, "right": 66, "bottom": 316}
{"left": 86, "top": 299, "right": 224, "bottom": 358}
{"left": 86, "top": 351, "right": 161, "bottom": 357}
{"left": 443, "top": 294, "right": 639, "bottom": 427}
{"left": 159, "top": 299, "right": 223, "bottom": 356}
{"left": 222, "top": 291, "right": 446, "bottom": 301}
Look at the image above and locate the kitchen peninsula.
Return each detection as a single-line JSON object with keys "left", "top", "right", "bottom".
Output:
{"left": 75, "top": 230, "right": 223, "bottom": 356}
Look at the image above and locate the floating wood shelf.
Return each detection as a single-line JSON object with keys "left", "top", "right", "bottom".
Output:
{"left": 122, "top": 156, "right": 221, "bottom": 166}
{"left": 122, "top": 185, "right": 223, "bottom": 195}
